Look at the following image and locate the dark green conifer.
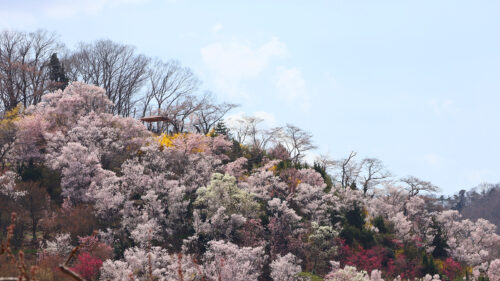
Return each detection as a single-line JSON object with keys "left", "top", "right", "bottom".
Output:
{"left": 214, "top": 121, "right": 229, "bottom": 136}
{"left": 49, "top": 53, "right": 69, "bottom": 90}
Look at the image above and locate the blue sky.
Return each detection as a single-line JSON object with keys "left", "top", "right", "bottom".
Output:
{"left": 2, "top": 0, "right": 500, "bottom": 194}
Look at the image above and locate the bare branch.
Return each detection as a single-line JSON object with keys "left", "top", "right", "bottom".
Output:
{"left": 359, "top": 157, "right": 392, "bottom": 194}
{"left": 400, "top": 176, "right": 439, "bottom": 197}
{"left": 67, "top": 39, "right": 149, "bottom": 116}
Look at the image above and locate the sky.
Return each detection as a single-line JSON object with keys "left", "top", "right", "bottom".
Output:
{"left": 1, "top": 0, "right": 500, "bottom": 194}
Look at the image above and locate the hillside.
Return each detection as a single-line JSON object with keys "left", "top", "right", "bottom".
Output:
{"left": 449, "top": 185, "right": 500, "bottom": 235}
{"left": 0, "top": 82, "right": 499, "bottom": 281}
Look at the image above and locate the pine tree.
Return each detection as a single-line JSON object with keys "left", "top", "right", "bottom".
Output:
{"left": 421, "top": 254, "right": 438, "bottom": 275}
{"left": 431, "top": 217, "right": 449, "bottom": 259}
{"left": 49, "top": 53, "right": 69, "bottom": 91}
{"left": 214, "top": 121, "right": 229, "bottom": 136}
{"left": 313, "top": 161, "right": 333, "bottom": 191}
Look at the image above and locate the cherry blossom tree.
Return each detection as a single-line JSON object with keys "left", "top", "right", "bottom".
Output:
{"left": 270, "top": 253, "right": 303, "bottom": 281}
{"left": 101, "top": 246, "right": 202, "bottom": 281}
{"left": 203, "top": 240, "right": 266, "bottom": 281}
{"left": 488, "top": 259, "right": 500, "bottom": 281}
{"left": 238, "top": 170, "right": 288, "bottom": 201}
{"left": 324, "top": 263, "right": 370, "bottom": 281}
{"left": 27, "top": 82, "right": 113, "bottom": 130}
{"left": 47, "top": 142, "right": 112, "bottom": 203}
{"left": 9, "top": 113, "right": 48, "bottom": 164}
{"left": 267, "top": 198, "right": 304, "bottom": 259}
{"left": 224, "top": 157, "right": 247, "bottom": 179}
{"left": 66, "top": 111, "right": 150, "bottom": 169}
{"left": 0, "top": 170, "right": 24, "bottom": 199}
{"left": 435, "top": 210, "right": 500, "bottom": 266}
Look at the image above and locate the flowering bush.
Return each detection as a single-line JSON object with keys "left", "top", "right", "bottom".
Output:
{"left": 1, "top": 82, "right": 499, "bottom": 281}
{"left": 71, "top": 252, "right": 103, "bottom": 280}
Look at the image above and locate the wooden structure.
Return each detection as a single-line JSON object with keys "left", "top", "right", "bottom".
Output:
{"left": 140, "top": 115, "right": 171, "bottom": 134}
{"left": 140, "top": 115, "right": 169, "bottom": 123}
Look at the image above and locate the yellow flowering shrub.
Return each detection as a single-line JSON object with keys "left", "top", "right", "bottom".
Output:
{"left": 157, "top": 133, "right": 183, "bottom": 147}
{"left": 0, "top": 104, "right": 22, "bottom": 128}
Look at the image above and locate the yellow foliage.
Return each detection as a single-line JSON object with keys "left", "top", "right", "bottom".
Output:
{"left": 207, "top": 128, "right": 216, "bottom": 137}
{"left": 362, "top": 208, "right": 373, "bottom": 229}
{"left": 362, "top": 208, "right": 369, "bottom": 217}
{"left": 157, "top": 133, "right": 183, "bottom": 147}
{"left": 365, "top": 221, "right": 373, "bottom": 229}
{"left": 435, "top": 259, "right": 444, "bottom": 271}
{"left": 269, "top": 165, "right": 277, "bottom": 172}
{"left": 394, "top": 249, "right": 404, "bottom": 258}
{"left": 0, "top": 104, "right": 22, "bottom": 128}
{"left": 157, "top": 133, "right": 207, "bottom": 153}
{"left": 464, "top": 266, "right": 473, "bottom": 275}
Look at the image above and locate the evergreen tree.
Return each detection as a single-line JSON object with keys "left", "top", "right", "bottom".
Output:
{"left": 49, "top": 53, "right": 69, "bottom": 90}
{"left": 421, "top": 254, "right": 438, "bottom": 275}
{"left": 431, "top": 218, "right": 449, "bottom": 258}
{"left": 313, "top": 161, "right": 333, "bottom": 191}
{"left": 214, "top": 121, "right": 229, "bottom": 136}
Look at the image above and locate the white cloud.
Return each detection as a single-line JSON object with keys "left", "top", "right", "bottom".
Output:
{"left": 201, "top": 37, "right": 288, "bottom": 98}
{"left": 212, "top": 23, "right": 223, "bottom": 33}
{"left": 275, "top": 66, "right": 311, "bottom": 111}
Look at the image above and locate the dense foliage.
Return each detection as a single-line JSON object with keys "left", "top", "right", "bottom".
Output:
{"left": 1, "top": 83, "right": 500, "bottom": 281}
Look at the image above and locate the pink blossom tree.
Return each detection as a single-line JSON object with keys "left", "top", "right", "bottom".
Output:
{"left": 270, "top": 253, "right": 303, "bottom": 281}
{"left": 203, "top": 240, "right": 266, "bottom": 281}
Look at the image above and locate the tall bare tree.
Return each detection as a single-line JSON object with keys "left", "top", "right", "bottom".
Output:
{"left": 359, "top": 158, "right": 392, "bottom": 195}
{"left": 276, "top": 124, "right": 316, "bottom": 164}
{"left": 228, "top": 115, "right": 281, "bottom": 150}
{"left": 334, "top": 151, "right": 360, "bottom": 189}
{"left": 163, "top": 94, "right": 206, "bottom": 134}
{"left": 141, "top": 59, "right": 200, "bottom": 117}
{"left": 0, "top": 30, "right": 61, "bottom": 110}
{"left": 67, "top": 39, "right": 149, "bottom": 116}
{"left": 400, "top": 176, "right": 439, "bottom": 198}
{"left": 228, "top": 115, "right": 260, "bottom": 145}
{"left": 191, "top": 93, "right": 238, "bottom": 135}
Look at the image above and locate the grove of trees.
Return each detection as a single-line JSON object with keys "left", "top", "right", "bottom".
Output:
{"left": 0, "top": 30, "right": 500, "bottom": 281}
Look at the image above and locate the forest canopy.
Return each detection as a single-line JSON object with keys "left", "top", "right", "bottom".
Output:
{"left": 0, "top": 30, "right": 499, "bottom": 281}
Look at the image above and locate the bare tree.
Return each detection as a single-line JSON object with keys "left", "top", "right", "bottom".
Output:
{"left": 191, "top": 93, "right": 238, "bottom": 135}
{"left": 141, "top": 59, "right": 200, "bottom": 117}
{"left": 315, "top": 153, "right": 336, "bottom": 171}
{"left": 400, "top": 176, "right": 439, "bottom": 198}
{"left": 359, "top": 158, "right": 392, "bottom": 195}
{"left": 0, "top": 30, "right": 61, "bottom": 110}
{"left": 276, "top": 124, "right": 316, "bottom": 164}
{"left": 334, "top": 151, "right": 360, "bottom": 189}
{"left": 163, "top": 94, "right": 205, "bottom": 134}
{"left": 67, "top": 39, "right": 149, "bottom": 116}
{"left": 228, "top": 115, "right": 260, "bottom": 144}
{"left": 228, "top": 115, "right": 281, "bottom": 150}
